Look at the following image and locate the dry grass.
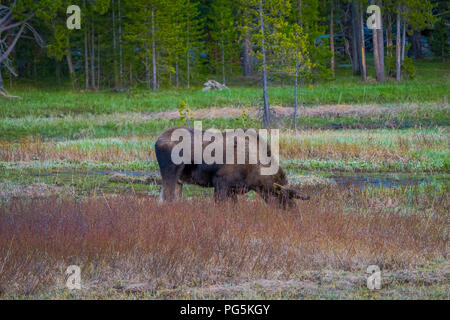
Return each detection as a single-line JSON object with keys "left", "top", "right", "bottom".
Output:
{"left": 0, "top": 137, "right": 157, "bottom": 162}
{"left": 0, "top": 186, "right": 447, "bottom": 298}
{"left": 0, "top": 129, "right": 447, "bottom": 165}
{"left": 279, "top": 129, "right": 448, "bottom": 163}
{"left": 0, "top": 181, "right": 64, "bottom": 199}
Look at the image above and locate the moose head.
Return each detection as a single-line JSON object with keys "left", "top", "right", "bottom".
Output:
{"left": 272, "top": 183, "right": 310, "bottom": 209}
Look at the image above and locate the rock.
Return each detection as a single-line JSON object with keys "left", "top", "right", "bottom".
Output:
{"left": 202, "top": 80, "right": 229, "bottom": 91}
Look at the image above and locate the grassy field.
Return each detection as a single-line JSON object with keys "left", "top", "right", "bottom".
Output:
{"left": 0, "top": 59, "right": 449, "bottom": 299}
{"left": 1, "top": 59, "right": 449, "bottom": 119}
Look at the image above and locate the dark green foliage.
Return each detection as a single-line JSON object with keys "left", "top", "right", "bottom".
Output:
{"left": 0, "top": 0, "right": 447, "bottom": 93}
{"left": 430, "top": 19, "right": 450, "bottom": 60}
{"left": 386, "top": 51, "right": 417, "bottom": 79}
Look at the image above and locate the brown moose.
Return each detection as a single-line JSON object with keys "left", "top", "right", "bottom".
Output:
{"left": 155, "top": 126, "right": 309, "bottom": 208}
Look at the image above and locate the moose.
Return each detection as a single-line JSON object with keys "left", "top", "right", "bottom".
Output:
{"left": 155, "top": 126, "right": 309, "bottom": 208}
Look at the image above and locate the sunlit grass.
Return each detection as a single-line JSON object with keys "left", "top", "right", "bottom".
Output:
{"left": 1, "top": 129, "right": 447, "bottom": 172}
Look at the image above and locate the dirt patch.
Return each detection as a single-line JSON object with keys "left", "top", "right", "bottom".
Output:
{"left": 144, "top": 104, "right": 393, "bottom": 120}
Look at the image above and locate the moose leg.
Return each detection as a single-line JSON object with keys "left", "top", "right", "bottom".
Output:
{"left": 213, "top": 182, "right": 239, "bottom": 203}
{"left": 213, "top": 185, "right": 227, "bottom": 202}
{"left": 174, "top": 180, "right": 183, "bottom": 200}
{"left": 227, "top": 188, "right": 238, "bottom": 202}
{"left": 212, "top": 176, "right": 230, "bottom": 202}
{"left": 159, "top": 164, "right": 184, "bottom": 202}
{"left": 214, "top": 187, "right": 237, "bottom": 202}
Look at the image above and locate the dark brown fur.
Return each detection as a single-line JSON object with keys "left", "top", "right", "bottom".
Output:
{"left": 155, "top": 127, "right": 309, "bottom": 208}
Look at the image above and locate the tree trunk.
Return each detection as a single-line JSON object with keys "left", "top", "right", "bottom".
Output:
{"left": 330, "top": 0, "right": 335, "bottom": 77}
{"left": 66, "top": 49, "right": 75, "bottom": 90}
{"left": 33, "top": 55, "right": 37, "bottom": 79}
{"left": 373, "top": 26, "right": 382, "bottom": 81}
{"left": 152, "top": 7, "right": 157, "bottom": 90}
{"left": 112, "top": 0, "right": 120, "bottom": 90}
{"left": 97, "top": 36, "right": 101, "bottom": 89}
{"left": 222, "top": 40, "right": 226, "bottom": 85}
{"left": 401, "top": 22, "right": 406, "bottom": 61}
{"left": 359, "top": 3, "right": 367, "bottom": 81}
{"left": 66, "top": 52, "right": 74, "bottom": 75}
{"left": 91, "top": 19, "right": 96, "bottom": 90}
{"left": 411, "top": 30, "right": 422, "bottom": 59}
{"left": 293, "top": 59, "right": 299, "bottom": 130}
{"left": 344, "top": 38, "right": 352, "bottom": 65}
{"left": 396, "top": 11, "right": 401, "bottom": 81}
{"left": 176, "top": 59, "right": 179, "bottom": 88}
{"left": 386, "top": 13, "right": 393, "bottom": 55}
{"left": 243, "top": 35, "right": 252, "bottom": 77}
{"left": 377, "top": 1, "right": 385, "bottom": 81}
{"left": 0, "top": 58, "right": 18, "bottom": 98}
{"left": 84, "top": 20, "right": 89, "bottom": 90}
{"left": 118, "top": 0, "right": 123, "bottom": 82}
{"left": 186, "top": 1, "right": 191, "bottom": 89}
{"left": 259, "top": 0, "right": 270, "bottom": 128}
{"left": 186, "top": 54, "right": 190, "bottom": 88}
{"left": 129, "top": 63, "right": 133, "bottom": 86}
{"left": 0, "top": 69, "right": 4, "bottom": 90}
{"left": 56, "top": 60, "right": 61, "bottom": 85}
{"left": 372, "top": 1, "right": 384, "bottom": 82}
{"left": 145, "top": 53, "right": 151, "bottom": 89}
{"left": 351, "top": 0, "right": 360, "bottom": 75}
{"left": 229, "top": 47, "right": 233, "bottom": 76}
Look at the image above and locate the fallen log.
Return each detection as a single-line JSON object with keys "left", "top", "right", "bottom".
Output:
{"left": 0, "top": 87, "right": 20, "bottom": 99}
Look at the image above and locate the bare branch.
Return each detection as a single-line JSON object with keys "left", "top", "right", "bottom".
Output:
{"left": 3, "top": 58, "right": 18, "bottom": 76}
{"left": 0, "top": 12, "right": 35, "bottom": 33}
{"left": 0, "top": 9, "right": 12, "bottom": 26}
{"left": 0, "top": 22, "right": 26, "bottom": 64}
{"left": 25, "top": 22, "right": 44, "bottom": 48}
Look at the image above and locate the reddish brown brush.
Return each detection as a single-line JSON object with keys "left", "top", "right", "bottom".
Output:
{"left": 0, "top": 189, "right": 447, "bottom": 297}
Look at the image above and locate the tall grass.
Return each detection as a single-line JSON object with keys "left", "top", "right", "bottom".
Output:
{"left": 0, "top": 129, "right": 447, "bottom": 172}
{"left": 0, "top": 185, "right": 447, "bottom": 298}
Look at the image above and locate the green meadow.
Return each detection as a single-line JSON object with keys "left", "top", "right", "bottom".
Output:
{"left": 0, "top": 59, "right": 449, "bottom": 300}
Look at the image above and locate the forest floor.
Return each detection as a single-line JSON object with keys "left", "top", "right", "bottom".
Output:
{"left": 0, "top": 59, "right": 448, "bottom": 299}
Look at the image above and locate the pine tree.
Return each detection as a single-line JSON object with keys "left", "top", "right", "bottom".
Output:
{"left": 271, "top": 18, "right": 312, "bottom": 129}
{"left": 208, "top": 0, "right": 238, "bottom": 85}
{"left": 291, "top": 0, "right": 332, "bottom": 82}
{"left": 182, "top": 0, "right": 204, "bottom": 88}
